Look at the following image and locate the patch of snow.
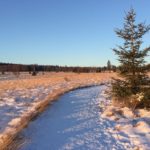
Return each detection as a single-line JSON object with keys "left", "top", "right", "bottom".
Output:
{"left": 102, "top": 103, "right": 150, "bottom": 150}
{"left": 14, "top": 86, "right": 130, "bottom": 150}
{"left": 0, "top": 74, "right": 110, "bottom": 137}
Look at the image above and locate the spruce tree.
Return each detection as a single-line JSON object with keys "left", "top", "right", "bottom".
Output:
{"left": 107, "top": 60, "right": 111, "bottom": 72}
{"left": 112, "top": 9, "right": 150, "bottom": 107}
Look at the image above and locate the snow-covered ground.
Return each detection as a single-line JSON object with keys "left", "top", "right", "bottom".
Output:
{"left": 0, "top": 72, "right": 115, "bottom": 149}
{"left": 1, "top": 72, "right": 149, "bottom": 150}
{"left": 101, "top": 92, "right": 150, "bottom": 150}
{"left": 10, "top": 85, "right": 130, "bottom": 150}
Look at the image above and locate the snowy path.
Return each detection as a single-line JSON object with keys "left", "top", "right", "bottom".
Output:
{"left": 13, "top": 86, "right": 131, "bottom": 150}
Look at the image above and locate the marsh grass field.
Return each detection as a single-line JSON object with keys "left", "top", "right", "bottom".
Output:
{"left": 0, "top": 72, "right": 116, "bottom": 150}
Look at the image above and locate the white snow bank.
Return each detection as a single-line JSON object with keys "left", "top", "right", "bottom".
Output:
{"left": 102, "top": 103, "right": 150, "bottom": 150}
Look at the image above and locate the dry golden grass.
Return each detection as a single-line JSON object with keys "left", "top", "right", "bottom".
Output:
{"left": 0, "top": 72, "right": 118, "bottom": 150}
{"left": 0, "top": 72, "right": 117, "bottom": 95}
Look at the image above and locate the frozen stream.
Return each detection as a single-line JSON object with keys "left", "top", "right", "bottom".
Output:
{"left": 12, "top": 85, "right": 128, "bottom": 150}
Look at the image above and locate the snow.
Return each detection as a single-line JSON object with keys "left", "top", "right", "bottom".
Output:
{"left": 102, "top": 98, "right": 150, "bottom": 150}
{"left": 0, "top": 86, "right": 50, "bottom": 132}
{"left": 12, "top": 86, "right": 128, "bottom": 150}
{"left": 1, "top": 72, "right": 149, "bottom": 149}
{"left": 0, "top": 72, "right": 115, "bottom": 148}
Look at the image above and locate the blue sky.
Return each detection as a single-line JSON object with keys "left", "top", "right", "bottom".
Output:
{"left": 0, "top": 0, "right": 150, "bottom": 66}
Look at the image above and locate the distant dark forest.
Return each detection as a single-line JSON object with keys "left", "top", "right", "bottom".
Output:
{"left": 0, "top": 62, "right": 149, "bottom": 75}
{"left": 0, "top": 62, "right": 117, "bottom": 74}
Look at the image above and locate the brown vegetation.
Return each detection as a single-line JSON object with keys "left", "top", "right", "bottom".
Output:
{"left": 0, "top": 72, "right": 117, "bottom": 95}
{"left": 0, "top": 72, "right": 116, "bottom": 150}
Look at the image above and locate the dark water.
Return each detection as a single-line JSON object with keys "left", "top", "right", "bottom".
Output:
{"left": 10, "top": 86, "right": 127, "bottom": 150}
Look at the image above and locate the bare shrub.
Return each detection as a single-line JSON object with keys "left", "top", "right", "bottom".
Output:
{"left": 64, "top": 77, "right": 70, "bottom": 82}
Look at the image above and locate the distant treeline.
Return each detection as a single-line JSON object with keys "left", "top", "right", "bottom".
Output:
{"left": 0, "top": 62, "right": 117, "bottom": 74}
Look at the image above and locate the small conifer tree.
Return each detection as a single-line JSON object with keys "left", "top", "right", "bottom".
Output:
{"left": 107, "top": 60, "right": 111, "bottom": 72}
{"left": 112, "top": 8, "right": 150, "bottom": 108}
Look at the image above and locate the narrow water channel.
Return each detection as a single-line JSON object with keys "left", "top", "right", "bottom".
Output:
{"left": 11, "top": 85, "right": 127, "bottom": 150}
